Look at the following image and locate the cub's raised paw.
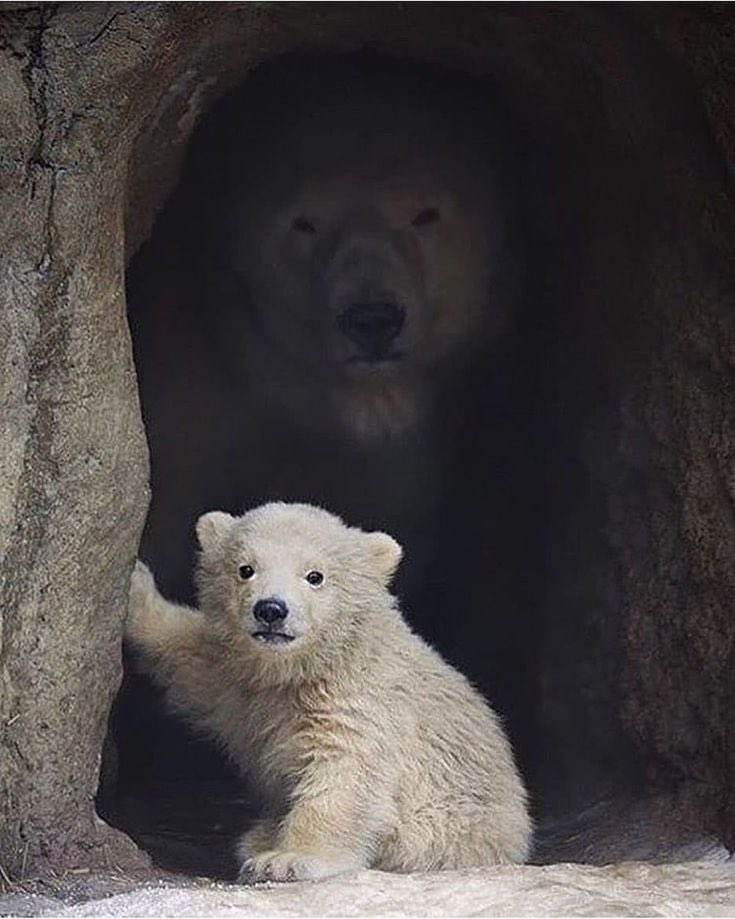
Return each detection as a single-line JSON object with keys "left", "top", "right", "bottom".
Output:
{"left": 129, "top": 559, "right": 156, "bottom": 603}
{"left": 238, "top": 848, "right": 359, "bottom": 884}
{"left": 126, "top": 560, "right": 158, "bottom": 640}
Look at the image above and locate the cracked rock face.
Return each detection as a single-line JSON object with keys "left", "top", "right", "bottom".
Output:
{"left": 0, "top": 2, "right": 733, "bottom": 881}
{"left": 0, "top": 3, "right": 153, "bottom": 878}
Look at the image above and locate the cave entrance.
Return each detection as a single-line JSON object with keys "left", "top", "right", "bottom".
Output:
{"left": 98, "top": 16, "right": 733, "bottom": 879}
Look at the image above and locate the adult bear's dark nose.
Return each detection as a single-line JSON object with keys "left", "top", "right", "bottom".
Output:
{"left": 253, "top": 598, "right": 288, "bottom": 625}
{"left": 337, "top": 302, "right": 405, "bottom": 355}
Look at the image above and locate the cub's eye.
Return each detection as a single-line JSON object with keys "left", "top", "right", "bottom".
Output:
{"left": 238, "top": 564, "right": 255, "bottom": 581}
{"left": 305, "top": 570, "right": 324, "bottom": 586}
{"left": 411, "top": 207, "right": 440, "bottom": 228}
{"left": 292, "top": 216, "right": 317, "bottom": 235}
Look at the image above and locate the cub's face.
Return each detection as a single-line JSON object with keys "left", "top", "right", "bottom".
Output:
{"left": 195, "top": 504, "right": 402, "bottom": 656}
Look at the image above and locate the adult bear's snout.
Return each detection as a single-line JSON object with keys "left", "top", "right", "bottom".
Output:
{"left": 337, "top": 302, "right": 405, "bottom": 357}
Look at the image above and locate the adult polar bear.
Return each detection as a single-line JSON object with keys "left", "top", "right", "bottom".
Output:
{"left": 216, "top": 59, "right": 516, "bottom": 443}
{"left": 129, "top": 54, "right": 521, "bottom": 610}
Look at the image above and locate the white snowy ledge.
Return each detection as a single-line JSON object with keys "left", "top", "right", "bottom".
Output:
{"left": 6, "top": 851, "right": 735, "bottom": 918}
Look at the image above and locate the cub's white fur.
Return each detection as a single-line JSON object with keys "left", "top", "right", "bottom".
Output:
{"left": 127, "top": 502, "right": 531, "bottom": 882}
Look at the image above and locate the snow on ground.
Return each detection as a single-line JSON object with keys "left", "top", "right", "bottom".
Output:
{"left": 3, "top": 849, "right": 735, "bottom": 918}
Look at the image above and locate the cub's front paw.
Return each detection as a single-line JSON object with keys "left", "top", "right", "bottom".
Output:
{"left": 126, "top": 560, "right": 157, "bottom": 639}
{"left": 238, "top": 848, "right": 360, "bottom": 884}
{"left": 130, "top": 558, "right": 155, "bottom": 595}
{"left": 237, "top": 821, "right": 279, "bottom": 860}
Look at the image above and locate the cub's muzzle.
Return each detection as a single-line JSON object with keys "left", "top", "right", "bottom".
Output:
{"left": 251, "top": 597, "right": 294, "bottom": 645}
{"left": 253, "top": 597, "right": 288, "bottom": 625}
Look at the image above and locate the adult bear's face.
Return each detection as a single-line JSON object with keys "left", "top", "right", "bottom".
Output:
{"left": 222, "top": 83, "right": 514, "bottom": 438}
{"left": 239, "top": 165, "right": 502, "bottom": 380}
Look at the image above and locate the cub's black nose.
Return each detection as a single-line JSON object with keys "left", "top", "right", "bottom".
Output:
{"left": 337, "top": 302, "right": 405, "bottom": 354}
{"left": 253, "top": 598, "right": 288, "bottom": 625}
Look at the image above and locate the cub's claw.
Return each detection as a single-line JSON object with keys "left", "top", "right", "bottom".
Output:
{"left": 238, "top": 849, "right": 359, "bottom": 884}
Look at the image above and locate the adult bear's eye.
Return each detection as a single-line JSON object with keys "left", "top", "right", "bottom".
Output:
{"left": 292, "top": 216, "right": 317, "bottom": 234}
{"left": 305, "top": 570, "right": 324, "bottom": 586}
{"left": 411, "top": 207, "right": 440, "bottom": 228}
{"left": 238, "top": 564, "right": 255, "bottom": 580}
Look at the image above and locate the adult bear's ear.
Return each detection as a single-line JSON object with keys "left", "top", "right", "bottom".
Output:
{"left": 196, "top": 511, "right": 235, "bottom": 553}
{"left": 364, "top": 531, "right": 403, "bottom": 583}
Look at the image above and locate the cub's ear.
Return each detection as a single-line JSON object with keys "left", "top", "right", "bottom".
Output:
{"left": 196, "top": 511, "right": 235, "bottom": 553}
{"left": 364, "top": 531, "right": 403, "bottom": 582}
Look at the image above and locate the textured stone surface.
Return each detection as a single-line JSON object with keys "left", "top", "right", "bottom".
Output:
{"left": 0, "top": 0, "right": 733, "bottom": 885}
{"left": 0, "top": 3, "right": 153, "bottom": 878}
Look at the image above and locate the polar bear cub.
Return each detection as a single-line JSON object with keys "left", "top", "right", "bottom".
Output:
{"left": 126, "top": 502, "right": 531, "bottom": 881}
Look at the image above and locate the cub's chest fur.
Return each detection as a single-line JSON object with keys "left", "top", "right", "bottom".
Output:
{"left": 225, "top": 680, "right": 354, "bottom": 800}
